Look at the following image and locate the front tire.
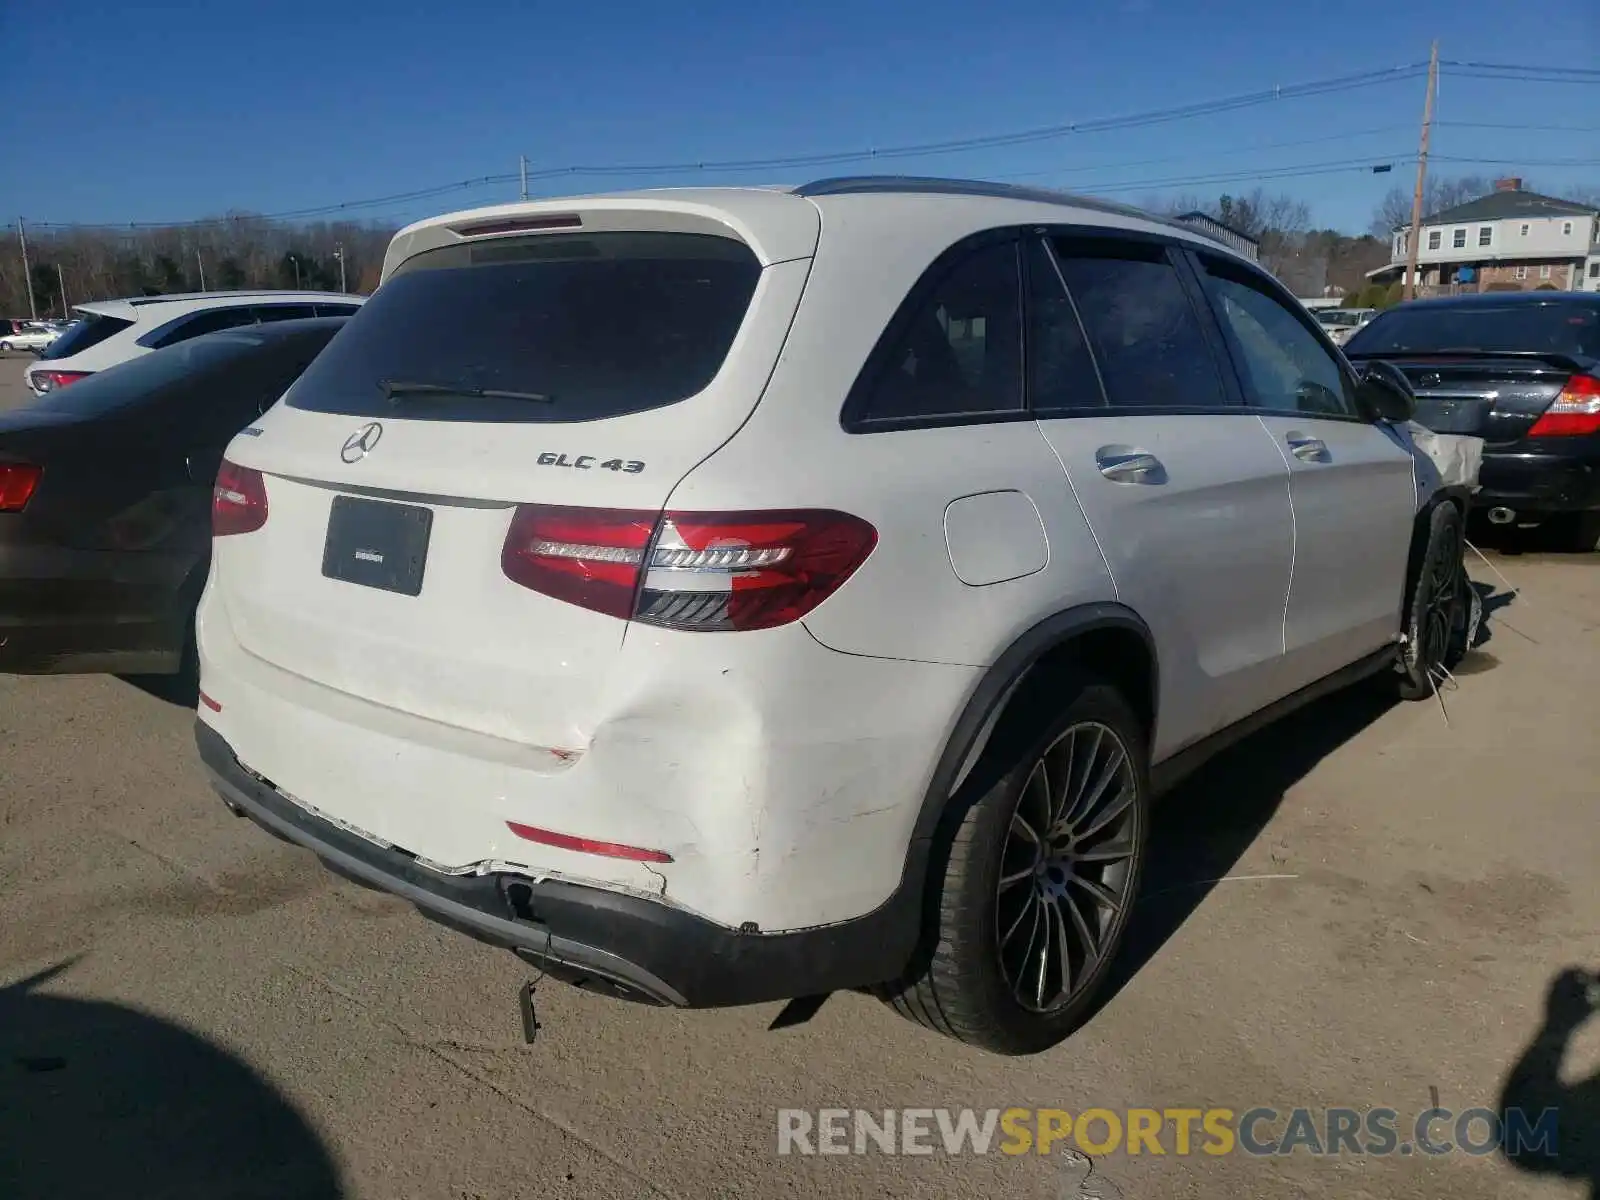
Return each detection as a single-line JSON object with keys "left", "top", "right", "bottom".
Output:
{"left": 880, "top": 675, "right": 1149, "bottom": 1055}
{"left": 1398, "top": 501, "right": 1467, "bottom": 701}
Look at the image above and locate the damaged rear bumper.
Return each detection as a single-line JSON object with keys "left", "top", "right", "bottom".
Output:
{"left": 196, "top": 719, "right": 920, "bottom": 1008}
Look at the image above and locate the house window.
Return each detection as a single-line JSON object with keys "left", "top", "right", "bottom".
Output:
{"left": 1513, "top": 266, "right": 1528, "bottom": 280}
{"left": 1540, "top": 265, "right": 1552, "bottom": 279}
{"left": 1478, "top": 226, "right": 1493, "bottom": 247}
{"left": 1563, "top": 222, "right": 1574, "bottom": 236}
{"left": 1427, "top": 230, "right": 1442, "bottom": 250}
{"left": 1590, "top": 262, "right": 1600, "bottom": 279}
{"left": 1520, "top": 224, "right": 1530, "bottom": 236}
{"left": 1452, "top": 228, "right": 1467, "bottom": 248}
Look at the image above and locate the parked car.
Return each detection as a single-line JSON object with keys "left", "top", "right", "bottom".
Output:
{"left": 0, "top": 322, "right": 62, "bottom": 353}
{"left": 193, "top": 178, "right": 1455, "bottom": 1056}
{"left": 0, "top": 317, "right": 349, "bottom": 675}
{"left": 1314, "top": 307, "right": 1376, "bottom": 346}
{"left": 25, "top": 290, "right": 364, "bottom": 395}
{"left": 1345, "top": 291, "right": 1600, "bottom": 550}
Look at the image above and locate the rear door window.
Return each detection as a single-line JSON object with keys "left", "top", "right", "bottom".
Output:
{"left": 141, "top": 306, "right": 260, "bottom": 349}
{"left": 286, "top": 232, "right": 762, "bottom": 423}
{"left": 253, "top": 304, "right": 318, "bottom": 324}
{"left": 849, "top": 238, "right": 1025, "bottom": 426}
{"left": 38, "top": 313, "right": 134, "bottom": 360}
{"left": 1050, "top": 238, "right": 1229, "bottom": 410}
{"left": 1025, "top": 238, "right": 1106, "bottom": 414}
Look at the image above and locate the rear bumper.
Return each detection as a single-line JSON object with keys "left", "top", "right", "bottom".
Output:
{"left": 196, "top": 720, "right": 919, "bottom": 1007}
{"left": 1477, "top": 444, "right": 1600, "bottom": 515}
{"left": 0, "top": 541, "right": 196, "bottom": 673}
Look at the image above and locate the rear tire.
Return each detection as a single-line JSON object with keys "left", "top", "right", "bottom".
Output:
{"left": 879, "top": 674, "right": 1149, "bottom": 1055}
{"left": 1398, "top": 502, "right": 1467, "bottom": 701}
{"left": 1550, "top": 511, "right": 1600, "bottom": 554}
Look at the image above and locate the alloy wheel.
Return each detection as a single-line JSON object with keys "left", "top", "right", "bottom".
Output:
{"left": 996, "top": 721, "right": 1140, "bottom": 1014}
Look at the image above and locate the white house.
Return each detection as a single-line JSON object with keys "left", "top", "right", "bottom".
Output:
{"left": 1372, "top": 178, "right": 1598, "bottom": 295}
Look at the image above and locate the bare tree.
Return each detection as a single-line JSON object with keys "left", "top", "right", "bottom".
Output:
{"left": 1367, "top": 174, "right": 1500, "bottom": 237}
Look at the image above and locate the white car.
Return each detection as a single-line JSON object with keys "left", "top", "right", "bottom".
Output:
{"left": 1315, "top": 307, "right": 1377, "bottom": 346}
{"left": 0, "top": 322, "right": 62, "bottom": 352}
{"left": 25, "top": 290, "right": 364, "bottom": 394}
{"left": 195, "top": 178, "right": 1464, "bottom": 1055}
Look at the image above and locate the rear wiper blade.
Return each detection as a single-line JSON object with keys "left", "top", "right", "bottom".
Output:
{"left": 377, "top": 378, "right": 554, "bottom": 403}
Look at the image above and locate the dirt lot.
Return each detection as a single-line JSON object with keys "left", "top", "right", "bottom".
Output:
{"left": 1, "top": 355, "right": 1597, "bottom": 1199}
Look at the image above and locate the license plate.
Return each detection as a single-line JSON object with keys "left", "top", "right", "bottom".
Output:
{"left": 321, "top": 496, "right": 433, "bottom": 596}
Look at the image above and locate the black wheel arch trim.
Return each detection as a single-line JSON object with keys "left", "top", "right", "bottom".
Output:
{"left": 905, "top": 602, "right": 1158, "bottom": 849}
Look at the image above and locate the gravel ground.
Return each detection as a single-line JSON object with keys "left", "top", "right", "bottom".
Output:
{"left": 2, "top": 354, "right": 1596, "bottom": 1199}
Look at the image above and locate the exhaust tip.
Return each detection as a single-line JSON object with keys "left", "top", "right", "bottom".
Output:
{"left": 1487, "top": 507, "right": 1516, "bottom": 525}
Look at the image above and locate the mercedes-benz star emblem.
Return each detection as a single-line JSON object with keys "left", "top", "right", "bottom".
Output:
{"left": 341, "top": 421, "right": 383, "bottom": 464}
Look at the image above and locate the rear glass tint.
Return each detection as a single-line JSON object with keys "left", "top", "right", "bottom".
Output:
{"left": 28, "top": 337, "right": 254, "bottom": 418}
{"left": 286, "top": 232, "right": 762, "bottom": 423}
{"left": 1347, "top": 302, "right": 1600, "bottom": 358}
{"left": 39, "top": 313, "right": 133, "bottom": 360}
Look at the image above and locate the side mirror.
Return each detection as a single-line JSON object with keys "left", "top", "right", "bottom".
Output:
{"left": 1354, "top": 360, "right": 1416, "bottom": 424}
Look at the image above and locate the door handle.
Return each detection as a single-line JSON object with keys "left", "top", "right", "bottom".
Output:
{"left": 1286, "top": 433, "right": 1330, "bottom": 463}
{"left": 1095, "top": 448, "right": 1165, "bottom": 483}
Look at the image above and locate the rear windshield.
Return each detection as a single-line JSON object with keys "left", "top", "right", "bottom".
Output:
{"left": 1346, "top": 301, "right": 1600, "bottom": 359}
{"left": 39, "top": 312, "right": 134, "bottom": 360}
{"left": 287, "top": 232, "right": 762, "bottom": 423}
{"left": 28, "top": 336, "right": 252, "bottom": 418}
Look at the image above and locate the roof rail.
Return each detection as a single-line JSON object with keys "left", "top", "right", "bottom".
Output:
{"left": 793, "top": 175, "right": 1230, "bottom": 248}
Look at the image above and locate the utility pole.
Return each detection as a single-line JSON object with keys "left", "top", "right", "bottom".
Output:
{"left": 1403, "top": 40, "right": 1439, "bottom": 303}
{"left": 520, "top": 155, "right": 529, "bottom": 202}
{"left": 17, "top": 218, "right": 36, "bottom": 319}
{"left": 55, "top": 263, "right": 67, "bottom": 317}
{"left": 195, "top": 249, "right": 207, "bottom": 291}
{"left": 334, "top": 244, "right": 347, "bottom": 293}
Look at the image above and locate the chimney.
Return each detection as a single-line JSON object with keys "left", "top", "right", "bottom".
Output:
{"left": 1494, "top": 177, "right": 1523, "bottom": 192}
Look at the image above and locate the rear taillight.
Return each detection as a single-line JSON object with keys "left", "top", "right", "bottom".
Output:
{"left": 212, "top": 460, "right": 268, "bottom": 536}
{"left": 501, "top": 506, "right": 878, "bottom": 631}
{"left": 32, "top": 370, "right": 90, "bottom": 393}
{"left": 0, "top": 462, "right": 41, "bottom": 512}
{"left": 1528, "top": 375, "right": 1600, "bottom": 437}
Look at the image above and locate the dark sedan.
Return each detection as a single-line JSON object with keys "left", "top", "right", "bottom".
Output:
{"left": 0, "top": 316, "right": 348, "bottom": 674}
{"left": 1345, "top": 291, "right": 1600, "bottom": 550}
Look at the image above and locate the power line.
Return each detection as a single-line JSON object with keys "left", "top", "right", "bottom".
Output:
{"left": 992, "top": 125, "right": 1413, "bottom": 182}
{"left": 25, "top": 61, "right": 1427, "bottom": 231}
{"left": 1069, "top": 156, "right": 1418, "bottom": 196}
{"left": 1438, "top": 120, "right": 1600, "bottom": 133}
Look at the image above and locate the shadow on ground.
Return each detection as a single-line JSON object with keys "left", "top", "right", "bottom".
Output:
{"left": 116, "top": 664, "right": 198, "bottom": 709}
{"left": 0, "top": 960, "right": 344, "bottom": 1199}
{"left": 1089, "top": 681, "right": 1397, "bottom": 1015}
{"left": 1499, "top": 966, "right": 1599, "bottom": 1198}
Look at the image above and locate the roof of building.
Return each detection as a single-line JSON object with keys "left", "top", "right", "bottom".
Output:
{"left": 1421, "top": 189, "right": 1596, "bottom": 226}
{"left": 1173, "top": 211, "right": 1261, "bottom": 248}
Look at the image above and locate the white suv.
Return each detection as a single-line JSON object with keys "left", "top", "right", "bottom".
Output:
{"left": 194, "top": 179, "right": 1465, "bottom": 1055}
{"left": 26, "top": 290, "right": 364, "bottom": 394}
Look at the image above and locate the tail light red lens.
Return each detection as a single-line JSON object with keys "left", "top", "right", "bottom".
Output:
{"left": 32, "top": 370, "right": 90, "bottom": 393}
{"left": 501, "top": 506, "right": 878, "bottom": 631}
{"left": 212, "top": 461, "right": 269, "bottom": 536}
{"left": 501, "top": 506, "right": 658, "bottom": 620}
{"left": 0, "top": 462, "right": 42, "bottom": 512}
{"left": 1528, "top": 374, "right": 1600, "bottom": 437}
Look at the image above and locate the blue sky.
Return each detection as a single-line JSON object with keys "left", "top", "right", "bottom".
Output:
{"left": 3, "top": 0, "right": 1595, "bottom": 235}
